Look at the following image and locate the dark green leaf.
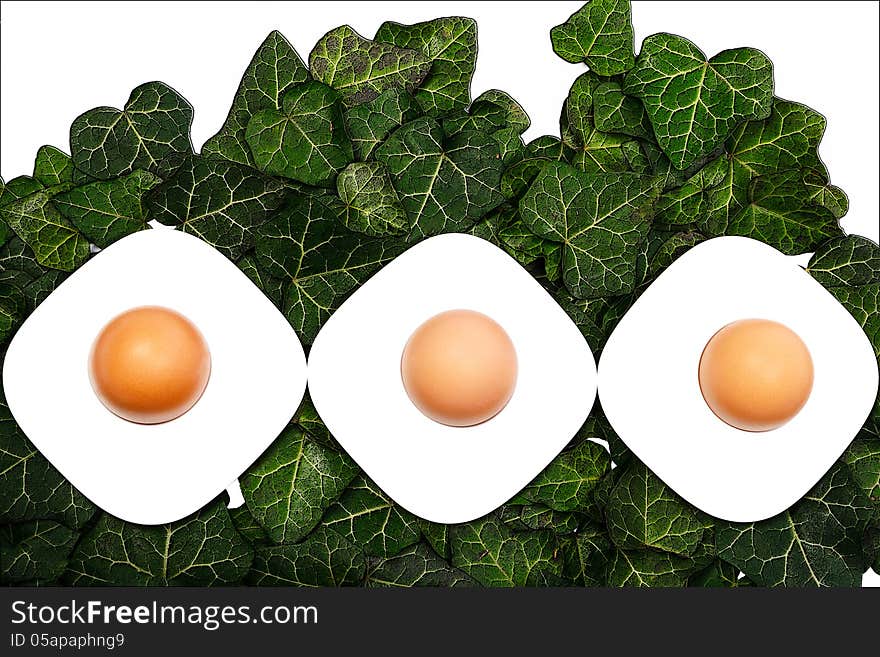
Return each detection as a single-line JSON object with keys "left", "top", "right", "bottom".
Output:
{"left": 64, "top": 501, "right": 252, "bottom": 585}
{"left": 727, "top": 169, "right": 842, "bottom": 254}
{"left": 1, "top": 520, "right": 78, "bottom": 584}
{"left": 293, "top": 393, "right": 339, "bottom": 451}
{"left": 606, "top": 547, "right": 704, "bottom": 587}
{"left": 336, "top": 161, "right": 408, "bottom": 236}
{"left": 229, "top": 505, "right": 271, "bottom": 546}
{"left": 500, "top": 504, "right": 583, "bottom": 535}
{"left": 203, "top": 31, "right": 311, "bottom": 167}
{"left": 145, "top": 154, "right": 287, "bottom": 260}
{"left": 245, "top": 81, "right": 353, "bottom": 185}
{"left": 449, "top": 515, "right": 561, "bottom": 586}
{"left": 375, "top": 17, "right": 477, "bottom": 116}
{"left": 241, "top": 426, "right": 359, "bottom": 544}
{"left": 322, "top": 474, "right": 420, "bottom": 558}
{"left": 841, "top": 432, "right": 880, "bottom": 521}
{"left": 254, "top": 193, "right": 406, "bottom": 343}
{"left": 418, "top": 519, "right": 450, "bottom": 561}
{"left": 70, "top": 81, "right": 193, "bottom": 180}
{"left": 33, "top": 146, "right": 73, "bottom": 187}
{"left": 560, "top": 522, "right": 613, "bottom": 586}
{"left": 510, "top": 439, "right": 610, "bottom": 511}
{"left": 717, "top": 462, "right": 872, "bottom": 586}
{"left": 309, "top": 25, "right": 431, "bottom": 107}
{"left": 375, "top": 117, "right": 504, "bottom": 239}
{"left": 519, "top": 161, "right": 663, "bottom": 298}
{"left": 607, "top": 459, "right": 713, "bottom": 557}
{"left": 365, "top": 542, "right": 477, "bottom": 587}
{"left": 592, "top": 81, "right": 653, "bottom": 140}
{"left": 53, "top": 170, "right": 160, "bottom": 248}
{"left": 343, "top": 88, "right": 421, "bottom": 161}
{"left": 623, "top": 34, "right": 773, "bottom": 169}
{"left": 550, "top": 0, "right": 635, "bottom": 75}
{"left": 807, "top": 235, "right": 880, "bottom": 288}
{"left": 688, "top": 560, "right": 751, "bottom": 587}
{"left": 246, "top": 526, "right": 365, "bottom": 586}
{"left": 0, "top": 186, "right": 89, "bottom": 272}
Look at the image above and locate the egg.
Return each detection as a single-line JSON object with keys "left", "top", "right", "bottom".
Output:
{"left": 401, "top": 309, "right": 517, "bottom": 427}
{"left": 698, "top": 319, "right": 813, "bottom": 432}
{"left": 2, "top": 228, "right": 306, "bottom": 524}
{"left": 89, "top": 306, "right": 212, "bottom": 424}
{"left": 598, "top": 236, "right": 878, "bottom": 522}
{"left": 308, "top": 233, "right": 596, "bottom": 523}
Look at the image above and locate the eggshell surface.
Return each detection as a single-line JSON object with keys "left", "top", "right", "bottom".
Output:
{"left": 308, "top": 233, "right": 597, "bottom": 524}
{"left": 2, "top": 228, "right": 307, "bottom": 525}
{"left": 598, "top": 236, "right": 878, "bottom": 522}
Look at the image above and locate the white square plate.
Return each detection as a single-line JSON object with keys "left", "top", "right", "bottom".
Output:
{"left": 598, "top": 237, "right": 878, "bottom": 522}
{"left": 2, "top": 228, "right": 307, "bottom": 524}
{"left": 307, "top": 233, "right": 597, "bottom": 524}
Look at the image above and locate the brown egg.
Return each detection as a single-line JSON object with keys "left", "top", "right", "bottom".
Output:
{"left": 698, "top": 319, "right": 813, "bottom": 432}
{"left": 400, "top": 309, "right": 518, "bottom": 427}
{"left": 89, "top": 306, "right": 211, "bottom": 424}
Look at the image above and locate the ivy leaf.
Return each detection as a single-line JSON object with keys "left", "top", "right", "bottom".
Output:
{"left": 561, "top": 72, "right": 647, "bottom": 174}
{"left": 607, "top": 539, "right": 714, "bottom": 587}
{"left": 623, "top": 33, "right": 773, "bottom": 169}
{"left": 654, "top": 155, "right": 729, "bottom": 228}
{"left": 807, "top": 235, "right": 880, "bottom": 288}
{"left": 519, "top": 161, "right": 663, "bottom": 298}
{"left": 336, "top": 161, "right": 409, "bottom": 236}
{"left": 202, "top": 31, "right": 311, "bottom": 167}
{"left": 592, "top": 81, "right": 653, "bottom": 140}
{"left": 374, "top": 117, "right": 504, "bottom": 239}
{"left": 0, "top": 186, "right": 89, "bottom": 272}
{"left": 418, "top": 519, "right": 450, "bottom": 561}
{"left": 0, "top": 237, "right": 45, "bottom": 289}
{"left": 500, "top": 504, "right": 583, "bottom": 535}
{"left": 343, "top": 88, "right": 421, "bottom": 161}
{"left": 64, "top": 502, "right": 252, "bottom": 586}
{"left": 293, "top": 393, "right": 340, "bottom": 451}
{"left": 688, "top": 560, "right": 752, "bottom": 587}
{"left": 841, "top": 432, "right": 880, "bottom": 521}
{"left": 33, "top": 146, "right": 73, "bottom": 187}
{"left": 449, "top": 515, "right": 561, "bottom": 586}
{"left": 646, "top": 230, "right": 705, "bottom": 279}
{"left": 70, "top": 81, "right": 193, "bottom": 180}
{"left": 560, "top": 522, "right": 613, "bottom": 586}
{"left": 254, "top": 193, "right": 406, "bottom": 343}
{"left": 145, "top": 154, "right": 287, "bottom": 260}
{"left": 443, "top": 90, "right": 529, "bottom": 137}
{"left": 717, "top": 462, "right": 872, "bottom": 586}
{"left": 309, "top": 25, "right": 431, "bottom": 107}
{"left": 53, "top": 170, "right": 160, "bottom": 248}
{"left": 0, "top": 520, "right": 79, "bottom": 584}
{"left": 246, "top": 526, "right": 365, "bottom": 586}
{"left": 240, "top": 426, "right": 359, "bottom": 544}
{"left": 22, "top": 270, "right": 68, "bottom": 310}
{"left": 606, "top": 459, "right": 713, "bottom": 557}
{"left": 510, "top": 439, "right": 610, "bottom": 512}
{"left": 375, "top": 17, "right": 477, "bottom": 116}
{"left": 727, "top": 169, "right": 842, "bottom": 255}
{"left": 322, "top": 474, "right": 420, "bottom": 558}
{"left": 550, "top": 0, "right": 636, "bottom": 75}
{"left": 245, "top": 81, "right": 354, "bottom": 185}
{"left": 804, "top": 171, "right": 849, "bottom": 219}
{"left": 365, "top": 543, "right": 477, "bottom": 587}
{"left": 229, "top": 505, "right": 271, "bottom": 547}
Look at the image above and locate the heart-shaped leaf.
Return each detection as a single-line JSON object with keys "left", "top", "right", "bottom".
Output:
{"left": 623, "top": 33, "right": 773, "bottom": 170}
{"left": 551, "top": 0, "right": 635, "bottom": 75}
{"left": 246, "top": 81, "right": 353, "bottom": 185}
{"left": 309, "top": 25, "right": 431, "bottom": 107}
{"left": 202, "top": 30, "right": 311, "bottom": 167}
{"left": 70, "top": 82, "right": 193, "bottom": 180}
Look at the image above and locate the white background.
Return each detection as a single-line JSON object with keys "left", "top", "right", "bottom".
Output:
{"left": 1, "top": 1, "right": 878, "bottom": 584}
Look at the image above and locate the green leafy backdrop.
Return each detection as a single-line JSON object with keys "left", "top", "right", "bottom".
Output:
{"left": 1, "top": 1, "right": 877, "bottom": 587}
